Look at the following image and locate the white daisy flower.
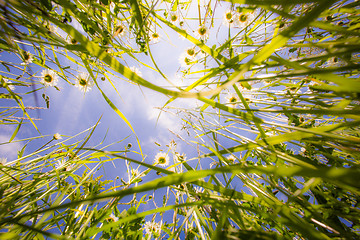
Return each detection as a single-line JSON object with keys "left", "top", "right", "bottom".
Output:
{"left": 154, "top": 152, "right": 170, "bottom": 166}
{"left": 41, "top": 69, "right": 59, "bottom": 87}
{"left": 2, "top": 78, "right": 15, "bottom": 90}
{"left": 144, "top": 221, "right": 161, "bottom": 235}
{"left": 131, "top": 168, "right": 144, "bottom": 178}
{"left": 75, "top": 73, "right": 94, "bottom": 92}
{"left": 195, "top": 25, "right": 210, "bottom": 40}
{"left": 0, "top": 158, "right": 7, "bottom": 165}
{"left": 53, "top": 133, "right": 62, "bottom": 140}
{"left": 179, "top": 52, "right": 196, "bottom": 68}
{"left": 185, "top": 47, "right": 196, "bottom": 57}
{"left": 226, "top": 93, "right": 239, "bottom": 105}
{"left": 113, "top": 22, "right": 127, "bottom": 38}
{"left": 223, "top": 9, "right": 236, "bottom": 27}
{"left": 55, "top": 159, "right": 74, "bottom": 171}
{"left": 67, "top": 37, "right": 78, "bottom": 44}
{"left": 149, "top": 31, "right": 161, "bottom": 44}
{"left": 235, "top": 11, "right": 256, "bottom": 29}
{"left": 109, "top": 213, "right": 119, "bottom": 222}
{"left": 169, "top": 11, "right": 180, "bottom": 24}
{"left": 226, "top": 155, "right": 236, "bottom": 162}
{"left": 21, "top": 51, "right": 33, "bottom": 65}
{"left": 129, "top": 66, "right": 142, "bottom": 78}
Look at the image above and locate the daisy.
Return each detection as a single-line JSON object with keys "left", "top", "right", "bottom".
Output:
{"left": 131, "top": 168, "right": 144, "bottom": 178}
{"left": 185, "top": 47, "right": 196, "bottom": 57}
{"left": 75, "top": 73, "right": 94, "bottom": 92}
{"left": 226, "top": 93, "right": 239, "bottom": 105}
{"left": 2, "top": 78, "right": 15, "bottom": 90}
{"left": 41, "top": 69, "right": 59, "bottom": 87}
{"left": 175, "top": 153, "right": 186, "bottom": 161}
{"left": 223, "top": 9, "right": 236, "bottom": 27}
{"left": 0, "top": 157, "right": 7, "bottom": 165}
{"left": 144, "top": 221, "right": 161, "bottom": 235}
{"left": 169, "top": 11, "right": 180, "bottom": 24}
{"left": 226, "top": 155, "right": 236, "bottom": 162}
{"left": 179, "top": 52, "right": 196, "bottom": 68}
{"left": 22, "top": 51, "right": 33, "bottom": 65}
{"left": 235, "top": 11, "right": 255, "bottom": 29}
{"left": 195, "top": 25, "right": 209, "bottom": 40}
{"left": 149, "top": 31, "right": 161, "bottom": 44}
{"left": 108, "top": 213, "right": 119, "bottom": 222}
{"left": 55, "top": 159, "right": 74, "bottom": 171}
{"left": 113, "top": 22, "right": 127, "bottom": 38}
{"left": 154, "top": 152, "right": 170, "bottom": 166}
{"left": 194, "top": 186, "right": 204, "bottom": 194}
{"left": 67, "top": 37, "right": 78, "bottom": 45}
{"left": 130, "top": 66, "right": 142, "bottom": 77}
{"left": 53, "top": 133, "right": 62, "bottom": 140}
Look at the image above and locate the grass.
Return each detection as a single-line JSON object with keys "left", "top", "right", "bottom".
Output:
{"left": 0, "top": 0, "right": 359, "bottom": 239}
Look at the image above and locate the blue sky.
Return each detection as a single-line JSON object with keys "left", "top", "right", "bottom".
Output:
{"left": 0, "top": 1, "right": 273, "bottom": 234}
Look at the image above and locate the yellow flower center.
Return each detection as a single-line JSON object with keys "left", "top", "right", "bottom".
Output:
{"left": 116, "top": 25, "right": 124, "bottom": 34}
{"left": 198, "top": 27, "right": 207, "bottom": 36}
{"left": 226, "top": 12, "right": 232, "bottom": 20}
{"left": 158, "top": 157, "right": 166, "bottom": 164}
{"left": 184, "top": 57, "right": 191, "bottom": 65}
{"left": 230, "top": 97, "right": 237, "bottom": 103}
{"left": 152, "top": 32, "right": 159, "bottom": 38}
{"left": 187, "top": 49, "right": 195, "bottom": 56}
{"left": 79, "top": 79, "right": 87, "bottom": 86}
{"left": 171, "top": 15, "right": 178, "bottom": 22}
{"left": 239, "top": 14, "right": 248, "bottom": 22}
{"left": 44, "top": 74, "right": 53, "bottom": 83}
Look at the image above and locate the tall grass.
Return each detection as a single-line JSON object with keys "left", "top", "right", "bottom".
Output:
{"left": 0, "top": 0, "right": 359, "bottom": 239}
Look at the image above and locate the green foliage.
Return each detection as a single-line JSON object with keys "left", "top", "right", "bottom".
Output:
{"left": 0, "top": 0, "right": 360, "bottom": 239}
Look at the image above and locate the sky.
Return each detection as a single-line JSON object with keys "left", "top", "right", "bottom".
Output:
{"left": 0, "top": 0, "right": 272, "bottom": 233}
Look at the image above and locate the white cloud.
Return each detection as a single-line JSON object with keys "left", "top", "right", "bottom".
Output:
{"left": 0, "top": 134, "right": 22, "bottom": 161}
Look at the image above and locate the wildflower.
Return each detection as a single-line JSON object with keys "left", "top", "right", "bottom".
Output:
{"left": 242, "top": 92, "right": 254, "bottom": 102}
{"left": 41, "top": 69, "right": 59, "bottom": 87}
{"left": 169, "top": 11, "right": 180, "bottom": 24}
{"left": 226, "top": 93, "right": 238, "bottom": 105}
{"left": 68, "top": 37, "right": 78, "bottom": 44}
{"left": 223, "top": 9, "right": 236, "bottom": 27}
{"left": 2, "top": 78, "right": 15, "bottom": 90}
{"left": 75, "top": 73, "right": 94, "bottom": 92}
{"left": 179, "top": 52, "right": 196, "bottom": 68}
{"left": 194, "top": 186, "right": 204, "bottom": 194}
{"left": 149, "top": 31, "right": 161, "bottom": 44}
{"left": 144, "top": 221, "right": 161, "bottom": 235}
{"left": 235, "top": 11, "right": 255, "bottom": 29}
{"left": 21, "top": 51, "right": 33, "bottom": 65}
{"left": 210, "top": 161, "right": 218, "bottom": 168}
{"left": 108, "top": 213, "right": 119, "bottom": 222}
{"left": 130, "top": 66, "right": 142, "bottom": 78}
{"left": 55, "top": 159, "right": 75, "bottom": 171}
{"left": 195, "top": 25, "right": 209, "bottom": 40}
{"left": 154, "top": 152, "right": 170, "bottom": 166}
{"left": 53, "top": 133, "right": 62, "bottom": 140}
{"left": 226, "top": 155, "right": 236, "bottom": 162}
{"left": 185, "top": 47, "right": 196, "bottom": 57}
{"left": 175, "top": 153, "right": 186, "bottom": 162}
{"left": 0, "top": 158, "right": 7, "bottom": 165}
{"left": 131, "top": 168, "right": 144, "bottom": 178}
{"left": 300, "top": 147, "right": 306, "bottom": 156}
{"left": 48, "top": 24, "right": 58, "bottom": 33}
{"left": 113, "top": 22, "right": 127, "bottom": 38}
